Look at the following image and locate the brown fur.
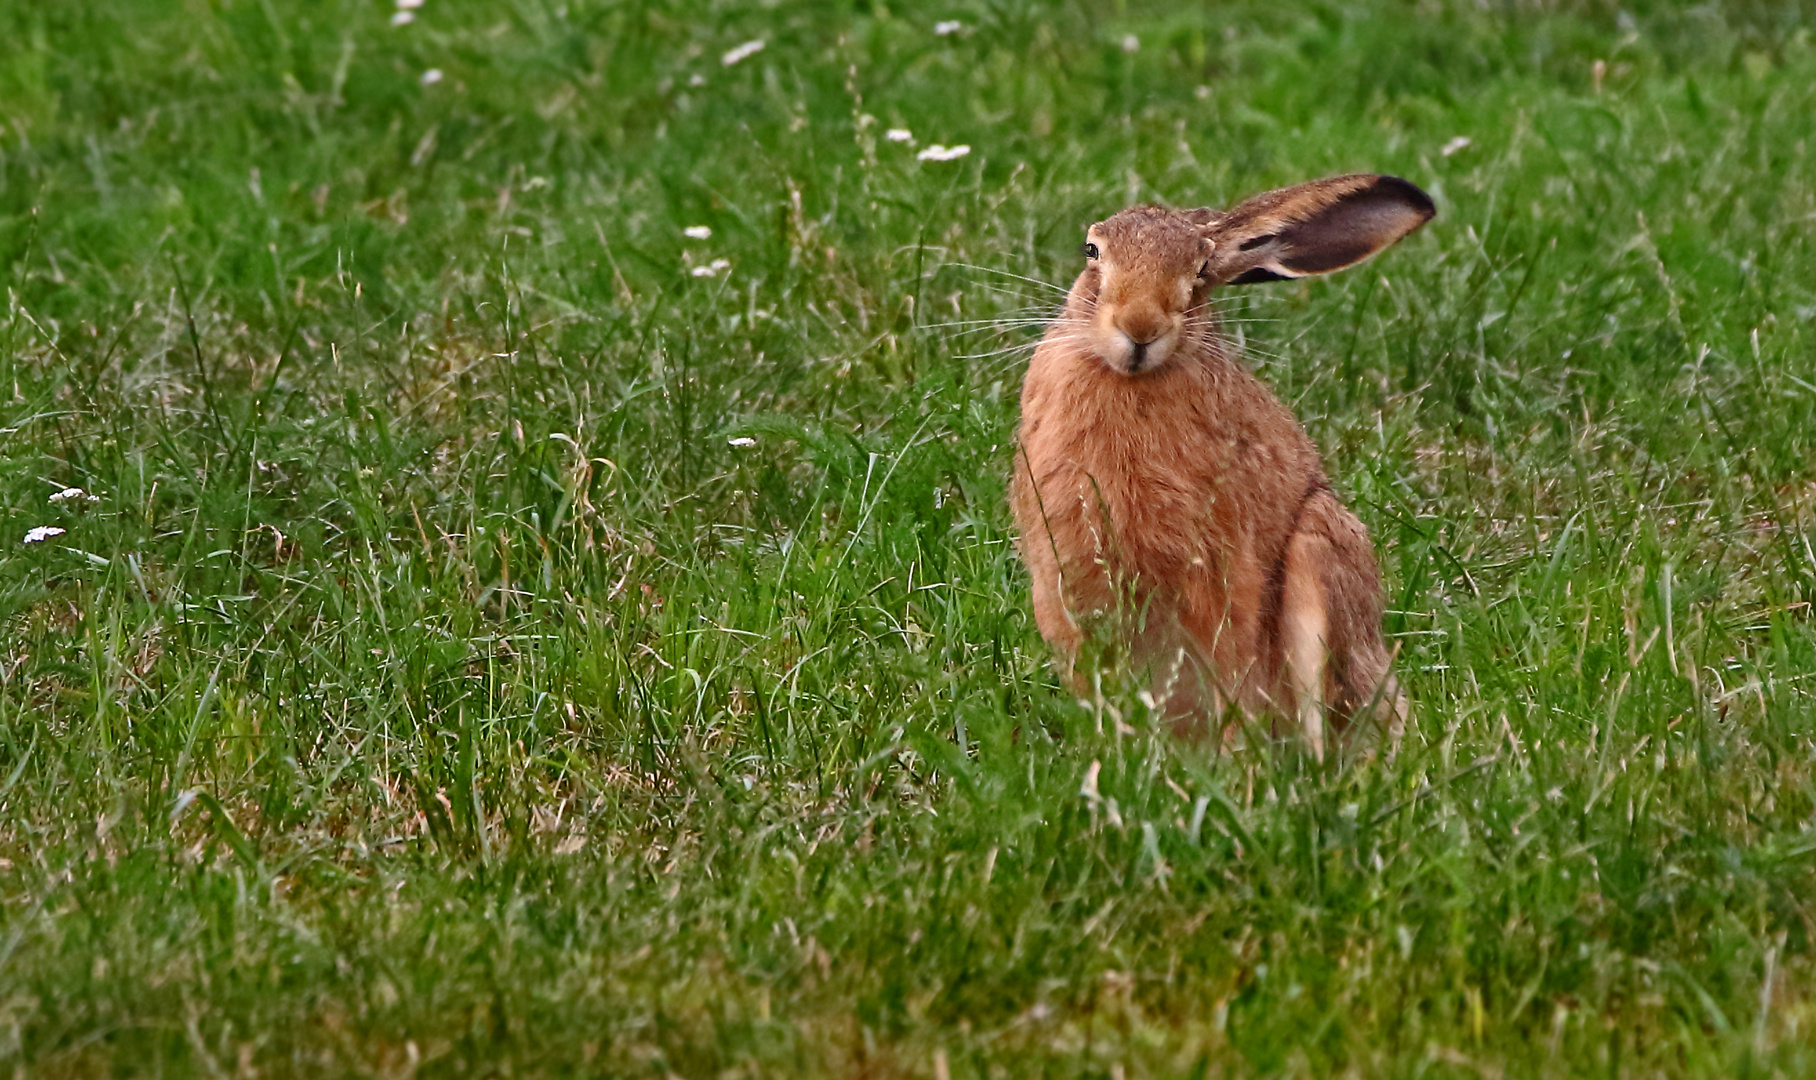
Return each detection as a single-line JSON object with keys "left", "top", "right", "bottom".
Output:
{"left": 1010, "top": 175, "right": 1432, "bottom": 756}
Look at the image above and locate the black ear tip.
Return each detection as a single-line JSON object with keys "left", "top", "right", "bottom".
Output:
{"left": 1373, "top": 175, "right": 1437, "bottom": 220}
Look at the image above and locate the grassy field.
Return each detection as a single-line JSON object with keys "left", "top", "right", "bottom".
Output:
{"left": 3, "top": 0, "right": 1816, "bottom": 1075}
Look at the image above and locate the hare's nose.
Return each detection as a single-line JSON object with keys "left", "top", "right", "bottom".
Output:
{"left": 1116, "top": 307, "right": 1168, "bottom": 345}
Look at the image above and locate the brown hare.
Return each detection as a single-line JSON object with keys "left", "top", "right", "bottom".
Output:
{"left": 1010, "top": 174, "right": 1432, "bottom": 759}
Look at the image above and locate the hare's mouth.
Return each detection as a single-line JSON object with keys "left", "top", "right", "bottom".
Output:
{"left": 1100, "top": 327, "right": 1178, "bottom": 374}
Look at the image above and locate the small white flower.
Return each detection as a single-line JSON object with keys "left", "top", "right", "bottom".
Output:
{"left": 691, "top": 265, "right": 717, "bottom": 277}
{"left": 396, "top": 0, "right": 424, "bottom": 8}
{"left": 884, "top": 128, "right": 914, "bottom": 143}
{"left": 687, "top": 73, "right": 708, "bottom": 88}
{"left": 420, "top": 68, "right": 443, "bottom": 86}
{"left": 916, "top": 143, "right": 971, "bottom": 162}
{"left": 934, "top": 20, "right": 963, "bottom": 36}
{"left": 683, "top": 225, "right": 713, "bottom": 240}
{"left": 728, "top": 437, "right": 757, "bottom": 448}
{"left": 710, "top": 258, "right": 730, "bottom": 271}
{"left": 391, "top": 10, "right": 415, "bottom": 26}
{"left": 1121, "top": 34, "right": 1141, "bottom": 53}
{"left": 49, "top": 487, "right": 94, "bottom": 504}
{"left": 721, "top": 40, "right": 765, "bottom": 66}
{"left": 23, "top": 526, "right": 65, "bottom": 544}
{"left": 1441, "top": 135, "right": 1472, "bottom": 157}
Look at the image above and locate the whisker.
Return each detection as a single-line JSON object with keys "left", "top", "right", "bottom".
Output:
{"left": 941, "top": 262, "right": 1072, "bottom": 296}
{"left": 962, "top": 286, "right": 1064, "bottom": 310}
{"left": 923, "top": 317, "right": 1058, "bottom": 329}
{"left": 956, "top": 341, "right": 1045, "bottom": 362}
{"left": 956, "top": 333, "right": 1047, "bottom": 352}
{"left": 951, "top": 286, "right": 1060, "bottom": 312}
{"left": 954, "top": 329, "right": 1093, "bottom": 364}
{"left": 1187, "top": 301, "right": 1280, "bottom": 325}
{"left": 1192, "top": 312, "right": 1282, "bottom": 325}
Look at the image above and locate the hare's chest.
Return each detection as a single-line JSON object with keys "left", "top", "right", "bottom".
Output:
{"left": 1032, "top": 417, "right": 1240, "bottom": 577}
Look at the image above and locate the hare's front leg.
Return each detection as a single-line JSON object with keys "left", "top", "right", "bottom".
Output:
{"left": 1026, "top": 552, "right": 1088, "bottom": 694}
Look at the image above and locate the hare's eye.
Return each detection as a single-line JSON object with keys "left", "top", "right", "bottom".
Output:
{"left": 1082, "top": 242, "right": 1100, "bottom": 261}
{"left": 1198, "top": 260, "right": 1212, "bottom": 277}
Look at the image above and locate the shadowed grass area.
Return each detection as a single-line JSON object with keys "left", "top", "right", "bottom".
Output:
{"left": 3, "top": 0, "right": 1816, "bottom": 1075}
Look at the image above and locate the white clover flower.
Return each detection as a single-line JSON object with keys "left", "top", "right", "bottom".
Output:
{"left": 23, "top": 526, "right": 65, "bottom": 544}
{"left": 916, "top": 144, "right": 971, "bottom": 162}
{"left": 1441, "top": 135, "right": 1472, "bottom": 157}
{"left": 1121, "top": 34, "right": 1141, "bottom": 53}
{"left": 420, "top": 68, "right": 443, "bottom": 86}
{"left": 687, "top": 73, "right": 708, "bottom": 88}
{"left": 721, "top": 40, "right": 765, "bottom": 66}
{"left": 391, "top": 11, "right": 415, "bottom": 26}
{"left": 728, "top": 437, "right": 757, "bottom": 448}
{"left": 683, "top": 225, "right": 713, "bottom": 240}
{"left": 884, "top": 128, "right": 914, "bottom": 143}
{"left": 934, "top": 20, "right": 963, "bottom": 36}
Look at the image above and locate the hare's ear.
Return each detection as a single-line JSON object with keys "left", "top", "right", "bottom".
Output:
{"left": 1199, "top": 175, "right": 1434, "bottom": 287}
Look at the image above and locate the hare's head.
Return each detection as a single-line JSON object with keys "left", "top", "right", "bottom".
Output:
{"left": 1074, "top": 175, "right": 1434, "bottom": 375}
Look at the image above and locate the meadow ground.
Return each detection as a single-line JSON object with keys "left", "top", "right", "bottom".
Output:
{"left": 3, "top": 0, "right": 1816, "bottom": 1075}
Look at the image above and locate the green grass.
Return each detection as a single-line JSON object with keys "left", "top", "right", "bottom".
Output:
{"left": 3, "top": 0, "right": 1816, "bottom": 1075}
